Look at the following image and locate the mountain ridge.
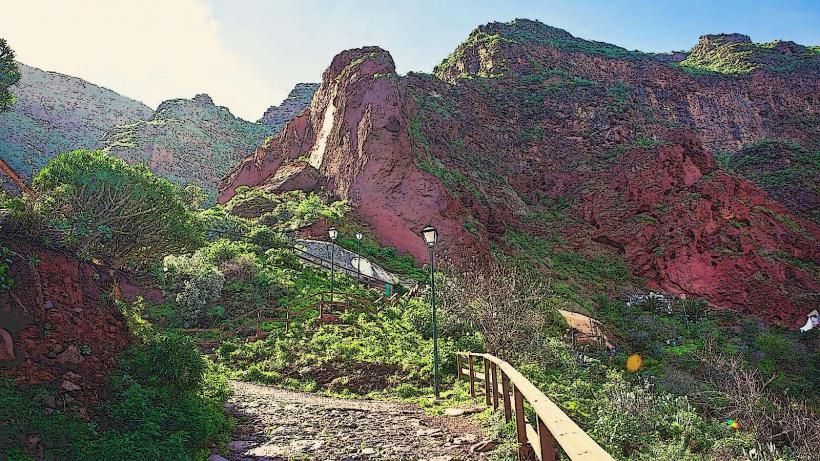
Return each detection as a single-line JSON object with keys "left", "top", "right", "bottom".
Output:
{"left": 99, "top": 92, "right": 274, "bottom": 198}
{"left": 219, "top": 21, "right": 819, "bottom": 326}
{"left": 0, "top": 62, "right": 153, "bottom": 182}
{"left": 0, "top": 62, "right": 313, "bottom": 198}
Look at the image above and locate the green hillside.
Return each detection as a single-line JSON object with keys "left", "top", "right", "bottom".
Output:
{"left": 101, "top": 94, "right": 273, "bottom": 200}
{"left": 0, "top": 62, "right": 152, "bottom": 181}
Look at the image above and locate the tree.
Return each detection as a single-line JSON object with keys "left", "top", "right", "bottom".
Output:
{"left": 34, "top": 150, "right": 203, "bottom": 269}
{"left": 0, "top": 38, "right": 20, "bottom": 112}
{"left": 438, "top": 258, "right": 566, "bottom": 362}
{"left": 180, "top": 183, "right": 208, "bottom": 211}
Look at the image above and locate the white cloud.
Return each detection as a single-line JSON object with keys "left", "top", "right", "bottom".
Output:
{"left": 0, "top": 0, "right": 280, "bottom": 120}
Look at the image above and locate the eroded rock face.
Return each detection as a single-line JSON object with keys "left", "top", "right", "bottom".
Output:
{"left": 220, "top": 21, "right": 819, "bottom": 325}
{"left": 220, "top": 47, "right": 478, "bottom": 261}
{"left": 0, "top": 242, "right": 146, "bottom": 415}
{"left": 580, "top": 131, "right": 819, "bottom": 323}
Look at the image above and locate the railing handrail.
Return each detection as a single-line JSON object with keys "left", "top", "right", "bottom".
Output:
{"left": 456, "top": 352, "right": 614, "bottom": 461}
{"left": 290, "top": 245, "right": 390, "bottom": 289}
{"left": 204, "top": 228, "right": 393, "bottom": 290}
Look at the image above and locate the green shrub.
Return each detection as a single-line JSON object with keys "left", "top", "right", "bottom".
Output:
{"left": 33, "top": 150, "right": 202, "bottom": 269}
{"left": 0, "top": 329, "right": 231, "bottom": 460}
{"left": 119, "top": 332, "right": 205, "bottom": 392}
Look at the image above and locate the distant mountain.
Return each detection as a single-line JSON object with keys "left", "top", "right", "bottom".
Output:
{"left": 259, "top": 83, "right": 318, "bottom": 132}
{"left": 0, "top": 64, "right": 311, "bottom": 198}
{"left": 0, "top": 63, "right": 153, "bottom": 181}
{"left": 100, "top": 94, "right": 273, "bottom": 199}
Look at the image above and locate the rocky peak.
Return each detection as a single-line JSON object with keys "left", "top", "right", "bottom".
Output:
{"left": 434, "top": 19, "right": 640, "bottom": 81}
{"left": 155, "top": 94, "right": 231, "bottom": 120}
{"left": 682, "top": 33, "right": 818, "bottom": 74}
{"left": 192, "top": 93, "right": 215, "bottom": 105}
{"left": 699, "top": 33, "right": 753, "bottom": 45}
{"left": 770, "top": 40, "right": 807, "bottom": 55}
{"left": 259, "top": 83, "right": 319, "bottom": 132}
{"left": 480, "top": 18, "right": 575, "bottom": 42}
{"left": 325, "top": 46, "right": 396, "bottom": 82}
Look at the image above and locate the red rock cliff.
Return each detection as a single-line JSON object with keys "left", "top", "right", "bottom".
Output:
{"left": 220, "top": 21, "right": 819, "bottom": 326}
{"left": 220, "top": 47, "right": 479, "bottom": 261}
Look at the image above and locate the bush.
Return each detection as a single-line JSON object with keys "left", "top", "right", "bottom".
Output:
{"left": 0, "top": 322, "right": 231, "bottom": 460}
{"left": 33, "top": 150, "right": 202, "bottom": 268}
{"left": 119, "top": 332, "right": 205, "bottom": 392}
{"left": 174, "top": 266, "right": 225, "bottom": 328}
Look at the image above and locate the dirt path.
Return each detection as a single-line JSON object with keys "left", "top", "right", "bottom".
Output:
{"left": 220, "top": 381, "right": 491, "bottom": 461}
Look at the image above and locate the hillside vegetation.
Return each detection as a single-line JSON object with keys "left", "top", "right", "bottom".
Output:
{"left": 2, "top": 150, "right": 818, "bottom": 460}
{"left": 2, "top": 20, "right": 819, "bottom": 461}
{"left": 680, "top": 34, "right": 820, "bottom": 75}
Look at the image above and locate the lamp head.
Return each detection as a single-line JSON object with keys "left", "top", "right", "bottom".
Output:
{"left": 421, "top": 225, "right": 437, "bottom": 247}
{"left": 355, "top": 231, "right": 363, "bottom": 241}
{"left": 328, "top": 227, "right": 338, "bottom": 241}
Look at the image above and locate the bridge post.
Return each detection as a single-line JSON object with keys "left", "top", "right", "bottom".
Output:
{"left": 483, "top": 357, "right": 491, "bottom": 406}
{"left": 514, "top": 386, "right": 532, "bottom": 461}
{"left": 255, "top": 309, "right": 262, "bottom": 339}
{"left": 501, "top": 370, "right": 512, "bottom": 422}
{"left": 468, "top": 355, "right": 476, "bottom": 398}
{"left": 537, "top": 415, "right": 557, "bottom": 461}
{"left": 490, "top": 362, "right": 499, "bottom": 410}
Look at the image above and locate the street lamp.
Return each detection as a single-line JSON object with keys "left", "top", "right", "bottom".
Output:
{"left": 355, "top": 231, "right": 363, "bottom": 279}
{"left": 421, "top": 225, "right": 439, "bottom": 399}
{"left": 328, "top": 227, "right": 338, "bottom": 302}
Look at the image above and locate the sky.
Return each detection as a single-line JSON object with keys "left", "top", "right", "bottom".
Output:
{"left": 1, "top": 0, "right": 818, "bottom": 121}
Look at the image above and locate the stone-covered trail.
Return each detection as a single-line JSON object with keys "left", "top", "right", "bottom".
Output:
{"left": 220, "top": 381, "right": 490, "bottom": 461}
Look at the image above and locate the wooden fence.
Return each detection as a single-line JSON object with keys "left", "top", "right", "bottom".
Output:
{"left": 456, "top": 352, "right": 614, "bottom": 461}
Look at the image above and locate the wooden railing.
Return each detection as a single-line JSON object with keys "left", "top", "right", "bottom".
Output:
{"left": 289, "top": 244, "right": 391, "bottom": 291}
{"left": 456, "top": 352, "right": 614, "bottom": 461}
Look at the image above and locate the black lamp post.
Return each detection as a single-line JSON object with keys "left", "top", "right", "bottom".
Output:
{"left": 421, "top": 225, "right": 439, "bottom": 399}
{"left": 328, "top": 227, "right": 338, "bottom": 301}
{"left": 355, "top": 231, "right": 363, "bottom": 280}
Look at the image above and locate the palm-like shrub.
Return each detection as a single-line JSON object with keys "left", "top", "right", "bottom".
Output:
{"left": 33, "top": 150, "right": 202, "bottom": 268}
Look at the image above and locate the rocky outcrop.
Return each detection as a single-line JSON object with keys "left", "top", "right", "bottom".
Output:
{"left": 0, "top": 241, "right": 155, "bottom": 416}
{"left": 681, "top": 33, "right": 818, "bottom": 74}
{"left": 100, "top": 94, "right": 273, "bottom": 199}
{"left": 262, "top": 161, "right": 321, "bottom": 194}
{"left": 220, "top": 47, "right": 479, "bottom": 261}
{"left": 0, "top": 62, "right": 153, "bottom": 183}
{"left": 580, "top": 131, "right": 819, "bottom": 322}
{"left": 219, "top": 20, "right": 819, "bottom": 325}
{"left": 259, "top": 83, "right": 319, "bottom": 133}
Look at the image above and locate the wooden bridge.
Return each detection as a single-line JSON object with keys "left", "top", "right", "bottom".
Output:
{"left": 456, "top": 352, "right": 614, "bottom": 461}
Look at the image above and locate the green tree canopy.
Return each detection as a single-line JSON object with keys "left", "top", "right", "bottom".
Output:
{"left": 34, "top": 150, "right": 203, "bottom": 269}
{"left": 0, "top": 38, "right": 20, "bottom": 111}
